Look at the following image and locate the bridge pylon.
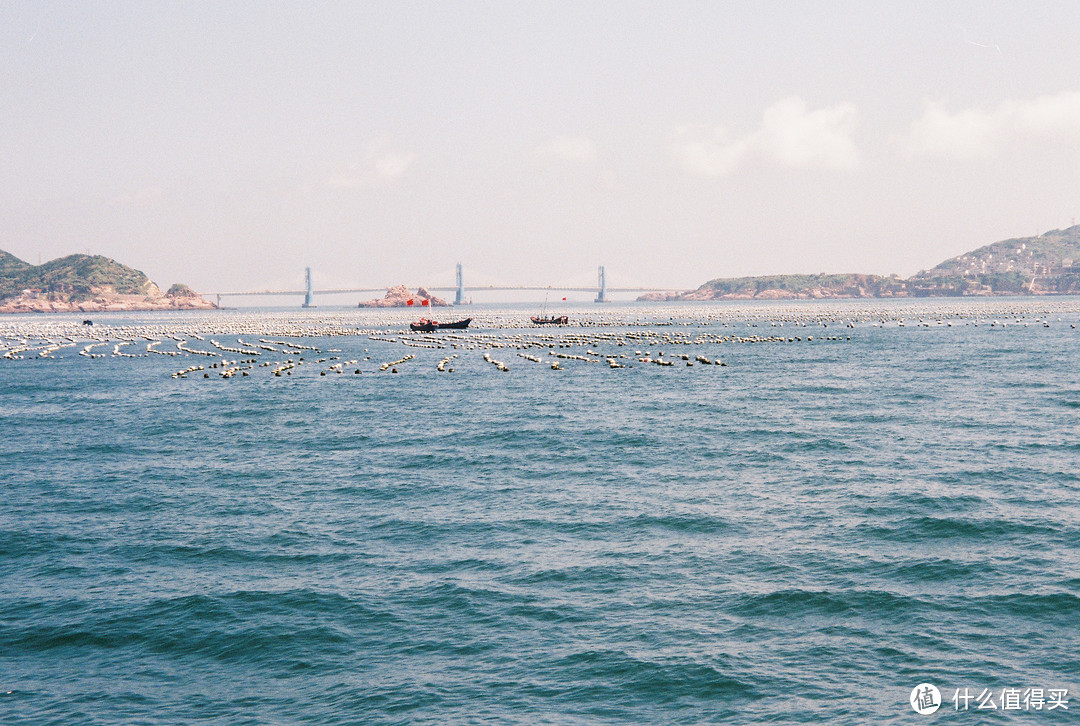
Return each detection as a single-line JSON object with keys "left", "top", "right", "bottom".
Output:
{"left": 302, "top": 267, "right": 315, "bottom": 308}
{"left": 455, "top": 263, "right": 466, "bottom": 305}
{"left": 595, "top": 265, "right": 608, "bottom": 303}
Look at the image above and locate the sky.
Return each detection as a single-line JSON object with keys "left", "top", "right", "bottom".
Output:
{"left": 3, "top": 1, "right": 1080, "bottom": 297}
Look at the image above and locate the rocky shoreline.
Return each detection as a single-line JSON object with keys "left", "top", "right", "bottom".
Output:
{"left": 0, "top": 287, "right": 217, "bottom": 314}
{"left": 638, "top": 287, "right": 897, "bottom": 301}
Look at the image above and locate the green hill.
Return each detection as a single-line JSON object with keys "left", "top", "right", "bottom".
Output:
{"left": 662, "top": 225, "right": 1080, "bottom": 300}
{"left": 0, "top": 250, "right": 33, "bottom": 279}
{"left": 690, "top": 273, "right": 906, "bottom": 299}
{"left": 908, "top": 225, "right": 1080, "bottom": 295}
{"left": 0, "top": 250, "right": 216, "bottom": 312}
{"left": 924, "top": 226, "right": 1080, "bottom": 277}
{"left": 0, "top": 252, "right": 156, "bottom": 301}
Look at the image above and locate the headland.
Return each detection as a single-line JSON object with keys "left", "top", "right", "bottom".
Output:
{"left": 0, "top": 251, "right": 217, "bottom": 313}
{"left": 642, "top": 225, "right": 1080, "bottom": 301}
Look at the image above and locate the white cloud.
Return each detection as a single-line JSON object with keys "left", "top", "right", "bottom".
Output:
{"left": 323, "top": 144, "right": 418, "bottom": 189}
{"left": 672, "top": 96, "right": 859, "bottom": 176}
{"left": 672, "top": 127, "right": 750, "bottom": 176}
{"left": 904, "top": 91, "right": 1080, "bottom": 159}
{"left": 374, "top": 152, "right": 418, "bottom": 178}
{"left": 537, "top": 135, "right": 597, "bottom": 163}
{"left": 904, "top": 103, "right": 998, "bottom": 159}
{"left": 760, "top": 97, "right": 859, "bottom": 170}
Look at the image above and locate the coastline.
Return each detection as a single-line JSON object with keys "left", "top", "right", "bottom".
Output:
{"left": 0, "top": 292, "right": 218, "bottom": 314}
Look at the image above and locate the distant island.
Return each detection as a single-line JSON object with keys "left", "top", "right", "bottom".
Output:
{"left": 0, "top": 251, "right": 217, "bottom": 313}
{"left": 8, "top": 224, "right": 1080, "bottom": 313}
{"left": 642, "top": 225, "right": 1080, "bottom": 300}
{"left": 357, "top": 285, "right": 450, "bottom": 308}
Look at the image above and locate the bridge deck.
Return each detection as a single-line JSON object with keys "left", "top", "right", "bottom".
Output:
{"left": 204, "top": 286, "right": 686, "bottom": 296}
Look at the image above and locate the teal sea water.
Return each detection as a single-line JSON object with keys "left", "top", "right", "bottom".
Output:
{"left": 1, "top": 302, "right": 1078, "bottom": 724}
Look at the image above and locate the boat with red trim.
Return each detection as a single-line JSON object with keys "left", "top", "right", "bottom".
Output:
{"left": 410, "top": 317, "right": 472, "bottom": 332}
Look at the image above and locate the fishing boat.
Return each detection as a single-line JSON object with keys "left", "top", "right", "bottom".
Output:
{"left": 410, "top": 317, "right": 472, "bottom": 332}
{"left": 530, "top": 315, "right": 568, "bottom": 325}
{"left": 530, "top": 293, "right": 567, "bottom": 325}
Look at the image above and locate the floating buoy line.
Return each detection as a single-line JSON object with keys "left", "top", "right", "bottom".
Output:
{"left": 0, "top": 300, "right": 1077, "bottom": 378}
{"left": 380, "top": 354, "right": 415, "bottom": 372}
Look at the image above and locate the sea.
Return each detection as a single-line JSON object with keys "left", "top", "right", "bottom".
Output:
{"left": 1, "top": 299, "right": 1078, "bottom": 725}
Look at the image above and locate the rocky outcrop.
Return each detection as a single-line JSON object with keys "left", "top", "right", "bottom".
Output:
{"left": 357, "top": 285, "right": 450, "bottom": 308}
{"left": 0, "top": 250, "right": 217, "bottom": 313}
{"left": 166, "top": 283, "right": 200, "bottom": 298}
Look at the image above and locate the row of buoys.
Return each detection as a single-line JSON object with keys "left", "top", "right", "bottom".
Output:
{"left": 482, "top": 352, "right": 510, "bottom": 371}
{"left": 271, "top": 358, "right": 302, "bottom": 376}
{"left": 176, "top": 340, "right": 218, "bottom": 356}
{"left": 399, "top": 337, "right": 445, "bottom": 349}
{"left": 218, "top": 362, "right": 252, "bottom": 378}
{"left": 211, "top": 339, "right": 260, "bottom": 355}
{"left": 0, "top": 305, "right": 888, "bottom": 338}
{"left": 554, "top": 352, "right": 597, "bottom": 362}
{"left": 260, "top": 339, "right": 320, "bottom": 351}
{"left": 2, "top": 300, "right": 1079, "bottom": 380}
{"left": 8, "top": 298, "right": 1078, "bottom": 341}
{"left": 172, "top": 364, "right": 205, "bottom": 378}
{"left": 324, "top": 359, "right": 358, "bottom": 374}
{"left": 112, "top": 341, "right": 143, "bottom": 358}
{"left": 29, "top": 340, "right": 77, "bottom": 358}
{"left": 79, "top": 343, "right": 107, "bottom": 358}
{"left": 380, "top": 354, "right": 414, "bottom": 372}
{"left": 145, "top": 340, "right": 179, "bottom": 356}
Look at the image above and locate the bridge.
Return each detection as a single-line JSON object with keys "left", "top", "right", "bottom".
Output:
{"left": 202, "top": 265, "right": 687, "bottom": 307}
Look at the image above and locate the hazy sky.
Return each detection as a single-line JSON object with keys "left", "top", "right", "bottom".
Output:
{"left": 3, "top": 1, "right": 1080, "bottom": 295}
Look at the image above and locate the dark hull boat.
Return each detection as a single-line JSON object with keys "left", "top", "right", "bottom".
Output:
{"left": 410, "top": 318, "right": 472, "bottom": 332}
{"left": 530, "top": 315, "right": 568, "bottom": 325}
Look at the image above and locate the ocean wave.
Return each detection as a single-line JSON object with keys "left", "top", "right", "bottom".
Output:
{"left": 730, "top": 588, "right": 934, "bottom": 619}
{"left": 959, "top": 591, "right": 1080, "bottom": 621}
{"left": 859, "top": 514, "right": 1063, "bottom": 543}
{"left": 549, "top": 649, "right": 758, "bottom": 703}
{"left": 3, "top": 590, "right": 393, "bottom": 665}
{"left": 108, "top": 542, "right": 354, "bottom": 566}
